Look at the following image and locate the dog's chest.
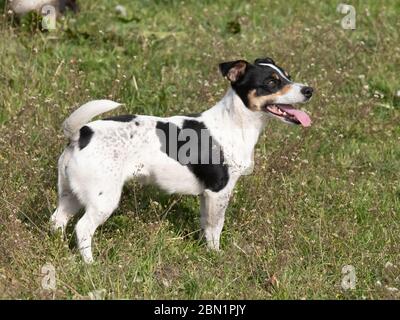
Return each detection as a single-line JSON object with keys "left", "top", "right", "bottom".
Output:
{"left": 208, "top": 124, "right": 258, "bottom": 175}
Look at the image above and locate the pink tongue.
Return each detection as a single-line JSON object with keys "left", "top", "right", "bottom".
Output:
{"left": 279, "top": 106, "right": 311, "bottom": 127}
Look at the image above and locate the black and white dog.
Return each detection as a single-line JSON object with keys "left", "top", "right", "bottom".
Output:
{"left": 50, "top": 58, "right": 313, "bottom": 263}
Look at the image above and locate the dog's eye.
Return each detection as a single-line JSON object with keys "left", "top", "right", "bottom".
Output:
{"left": 265, "top": 79, "right": 278, "bottom": 89}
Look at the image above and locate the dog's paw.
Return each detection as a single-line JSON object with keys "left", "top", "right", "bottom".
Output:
{"left": 206, "top": 240, "right": 221, "bottom": 252}
{"left": 81, "top": 254, "right": 94, "bottom": 264}
{"left": 49, "top": 218, "right": 65, "bottom": 235}
{"left": 49, "top": 210, "right": 70, "bottom": 235}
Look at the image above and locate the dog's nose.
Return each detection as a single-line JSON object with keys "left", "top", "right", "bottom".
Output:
{"left": 301, "top": 86, "right": 313, "bottom": 99}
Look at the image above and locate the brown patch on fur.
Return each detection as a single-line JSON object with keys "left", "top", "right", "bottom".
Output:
{"left": 227, "top": 61, "right": 247, "bottom": 82}
{"left": 276, "top": 84, "right": 292, "bottom": 95}
{"left": 247, "top": 90, "right": 267, "bottom": 111}
{"left": 247, "top": 84, "right": 293, "bottom": 111}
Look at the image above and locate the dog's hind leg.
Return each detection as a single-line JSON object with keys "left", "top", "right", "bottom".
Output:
{"left": 50, "top": 150, "right": 82, "bottom": 233}
{"left": 75, "top": 182, "right": 123, "bottom": 263}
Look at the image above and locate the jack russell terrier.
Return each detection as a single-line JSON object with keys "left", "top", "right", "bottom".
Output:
{"left": 50, "top": 57, "right": 313, "bottom": 263}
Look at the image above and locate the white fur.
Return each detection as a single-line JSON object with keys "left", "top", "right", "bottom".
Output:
{"left": 257, "top": 63, "right": 308, "bottom": 105}
{"left": 275, "top": 83, "right": 308, "bottom": 105}
{"left": 9, "top": 0, "right": 57, "bottom": 14}
{"left": 63, "top": 100, "right": 122, "bottom": 140}
{"left": 257, "top": 63, "right": 292, "bottom": 82}
{"left": 51, "top": 87, "right": 306, "bottom": 263}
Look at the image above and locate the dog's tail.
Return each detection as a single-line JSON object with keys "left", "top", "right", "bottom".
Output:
{"left": 62, "top": 100, "right": 122, "bottom": 140}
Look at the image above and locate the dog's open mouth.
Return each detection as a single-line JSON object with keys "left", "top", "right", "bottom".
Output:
{"left": 264, "top": 104, "right": 311, "bottom": 127}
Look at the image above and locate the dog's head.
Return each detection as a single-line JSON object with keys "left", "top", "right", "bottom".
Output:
{"left": 219, "top": 57, "right": 313, "bottom": 127}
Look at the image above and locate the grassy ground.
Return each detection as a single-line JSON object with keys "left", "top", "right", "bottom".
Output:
{"left": 0, "top": 0, "right": 399, "bottom": 299}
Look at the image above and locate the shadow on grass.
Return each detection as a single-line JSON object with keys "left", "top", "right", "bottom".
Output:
{"left": 19, "top": 178, "right": 201, "bottom": 252}
{"left": 116, "top": 183, "right": 201, "bottom": 238}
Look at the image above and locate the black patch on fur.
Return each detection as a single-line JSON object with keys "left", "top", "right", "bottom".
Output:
{"left": 232, "top": 63, "right": 292, "bottom": 107}
{"left": 155, "top": 120, "right": 229, "bottom": 192}
{"left": 254, "top": 57, "right": 275, "bottom": 65}
{"left": 103, "top": 115, "right": 136, "bottom": 122}
{"left": 98, "top": 192, "right": 103, "bottom": 196}
{"left": 255, "top": 57, "right": 292, "bottom": 81}
{"left": 220, "top": 59, "right": 292, "bottom": 109}
{"left": 135, "top": 121, "right": 140, "bottom": 126}
{"left": 78, "top": 126, "right": 94, "bottom": 150}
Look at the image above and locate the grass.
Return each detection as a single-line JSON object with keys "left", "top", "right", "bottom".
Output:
{"left": 0, "top": 0, "right": 399, "bottom": 299}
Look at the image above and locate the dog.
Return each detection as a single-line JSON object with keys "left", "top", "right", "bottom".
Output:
{"left": 50, "top": 57, "right": 313, "bottom": 263}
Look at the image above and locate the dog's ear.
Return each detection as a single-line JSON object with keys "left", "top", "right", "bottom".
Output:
{"left": 254, "top": 57, "right": 275, "bottom": 65}
{"left": 219, "top": 60, "right": 248, "bottom": 82}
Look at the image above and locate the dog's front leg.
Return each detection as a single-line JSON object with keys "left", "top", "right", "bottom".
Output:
{"left": 200, "top": 188, "right": 232, "bottom": 251}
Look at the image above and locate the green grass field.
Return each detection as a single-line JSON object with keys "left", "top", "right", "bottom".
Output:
{"left": 0, "top": 0, "right": 399, "bottom": 299}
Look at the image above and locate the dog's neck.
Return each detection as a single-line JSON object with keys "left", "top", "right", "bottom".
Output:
{"left": 202, "top": 88, "right": 268, "bottom": 171}
{"left": 204, "top": 87, "right": 267, "bottom": 136}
